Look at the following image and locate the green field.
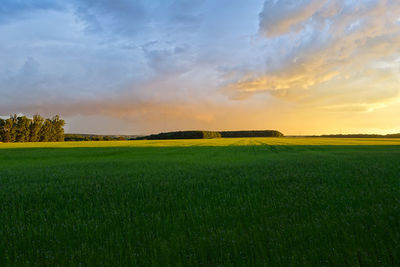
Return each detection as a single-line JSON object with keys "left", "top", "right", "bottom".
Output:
{"left": 1, "top": 138, "right": 400, "bottom": 266}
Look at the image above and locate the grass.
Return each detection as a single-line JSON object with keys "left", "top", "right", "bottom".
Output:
{"left": 1, "top": 138, "right": 400, "bottom": 266}
{"left": 2, "top": 137, "right": 400, "bottom": 149}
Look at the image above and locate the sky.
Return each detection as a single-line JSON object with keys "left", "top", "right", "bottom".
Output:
{"left": 1, "top": 0, "right": 400, "bottom": 135}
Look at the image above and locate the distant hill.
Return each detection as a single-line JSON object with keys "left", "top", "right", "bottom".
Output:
{"left": 134, "top": 130, "right": 284, "bottom": 140}
{"left": 64, "top": 134, "right": 142, "bottom": 141}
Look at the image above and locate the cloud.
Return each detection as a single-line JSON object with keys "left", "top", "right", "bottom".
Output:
{"left": 259, "top": 0, "right": 329, "bottom": 37}
{"left": 2, "top": 0, "right": 400, "bottom": 134}
{"left": 167, "top": 0, "right": 204, "bottom": 29}
{"left": 73, "top": 0, "right": 148, "bottom": 35}
{"left": 225, "top": 0, "right": 400, "bottom": 111}
{"left": 141, "top": 41, "right": 193, "bottom": 77}
{"left": 0, "top": 0, "right": 204, "bottom": 37}
{"left": 71, "top": 0, "right": 208, "bottom": 39}
{"left": 0, "top": 0, "right": 63, "bottom": 23}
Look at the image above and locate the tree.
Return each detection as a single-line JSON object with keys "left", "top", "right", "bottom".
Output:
{"left": 0, "top": 114, "right": 65, "bottom": 143}
{"left": 1, "top": 115, "right": 18, "bottom": 143}
{"left": 51, "top": 115, "right": 65, "bottom": 142}
{"left": 39, "top": 119, "right": 53, "bottom": 142}
{"left": 29, "top": 114, "right": 44, "bottom": 142}
{"left": 16, "top": 116, "right": 31, "bottom": 142}
{"left": 0, "top": 118, "right": 5, "bottom": 142}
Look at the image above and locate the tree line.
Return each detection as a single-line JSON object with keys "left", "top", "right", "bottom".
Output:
{"left": 64, "top": 134, "right": 127, "bottom": 141}
{"left": 135, "top": 130, "right": 284, "bottom": 140}
{"left": 0, "top": 114, "right": 65, "bottom": 143}
{"left": 219, "top": 130, "right": 283, "bottom": 138}
{"left": 136, "top": 131, "right": 221, "bottom": 140}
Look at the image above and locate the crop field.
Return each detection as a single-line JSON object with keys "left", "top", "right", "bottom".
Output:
{"left": 1, "top": 138, "right": 400, "bottom": 266}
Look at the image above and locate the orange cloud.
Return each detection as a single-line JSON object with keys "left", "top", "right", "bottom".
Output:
{"left": 225, "top": 0, "right": 400, "bottom": 113}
